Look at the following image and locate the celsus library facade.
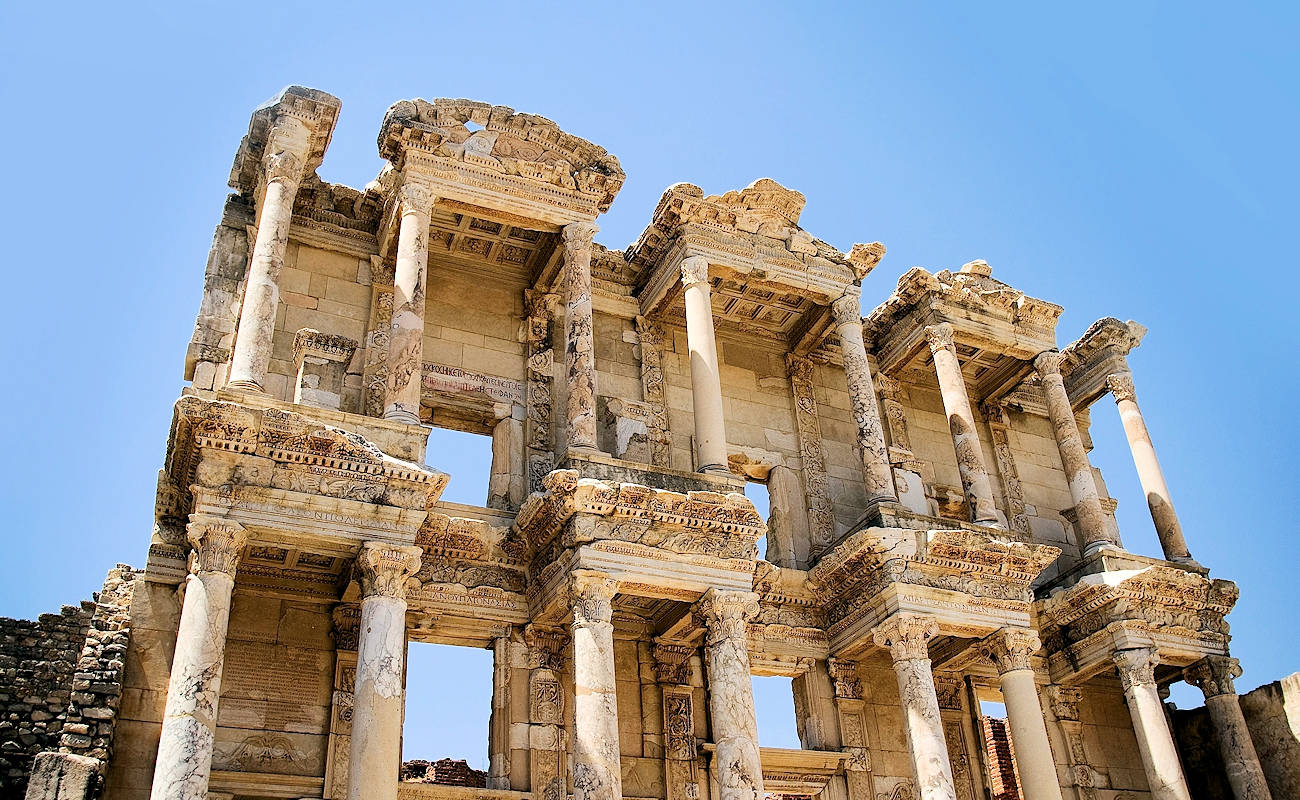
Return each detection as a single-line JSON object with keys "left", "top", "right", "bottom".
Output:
{"left": 5, "top": 86, "right": 1295, "bottom": 800}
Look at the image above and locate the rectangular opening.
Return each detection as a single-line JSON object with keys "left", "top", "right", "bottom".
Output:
{"left": 751, "top": 674, "right": 800, "bottom": 748}
{"left": 978, "top": 699, "right": 1023, "bottom": 800}
{"left": 402, "top": 642, "right": 494, "bottom": 783}
{"left": 744, "top": 480, "right": 771, "bottom": 560}
{"left": 424, "top": 426, "right": 494, "bottom": 507}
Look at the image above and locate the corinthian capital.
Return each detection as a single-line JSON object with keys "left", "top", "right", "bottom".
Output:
{"left": 1184, "top": 655, "right": 1241, "bottom": 699}
{"left": 263, "top": 149, "right": 304, "bottom": 184}
{"left": 1033, "top": 350, "right": 1063, "bottom": 378}
{"left": 1106, "top": 372, "right": 1137, "bottom": 403}
{"left": 693, "top": 589, "right": 759, "bottom": 645}
{"left": 679, "top": 255, "right": 711, "bottom": 287}
{"left": 827, "top": 657, "right": 862, "bottom": 699}
{"left": 398, "top": 182, "right": 436, "bottom": 217}
{"left": 831, "top": 292, "right": 862, "bottom": 326}
{"left": 569, "top": 571, "right": 619, "bottom": 627}
{"left": 1047, "top": 686, "right": 1082, "bottom": 721}
{"left": 872, "top": 613, "right": 938, "bottom": 662}
{"left": 186, "top": 515, "right": 248, "bottom": 577}
{"left": 561, "top": 221, "right": 599, "bottom": 255}
{"left": 355, "top": 542, "right": 422, "bottom": 600}
{"left": 979, "top": 627, "right": 1041, "bottom": 674}
{"left": 1113, "top": 647, "right": 1159, "bottom": 691}
{"left": 923, "top": 322, "right": 955, "bottom": 354}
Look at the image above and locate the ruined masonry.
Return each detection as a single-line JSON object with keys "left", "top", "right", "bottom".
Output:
{"left": 7, "top": 86, "right": 1296, "bottom": 800}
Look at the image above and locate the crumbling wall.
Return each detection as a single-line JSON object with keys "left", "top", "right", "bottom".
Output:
{"left": 1171, "top": 672, "right": 1300, "bottom": 800}
{"left": 0, "top": 603, "right": 93, "bottom": 796}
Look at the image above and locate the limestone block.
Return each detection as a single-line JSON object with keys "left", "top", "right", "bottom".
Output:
{"left": 25, "top": 752, "right": 103, "bottom": 800}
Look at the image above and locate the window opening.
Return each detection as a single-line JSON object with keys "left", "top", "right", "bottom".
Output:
{"left": 751, "top": 675, "right": 800, "bottom": 748}
{"left": 744, "top": 480, "right": 771, "bottom": 560}
{"left": 403, "top": 642, "right": 494, "bottom": 784}
{"left": 978, "top": 699, "right": 1022, "bottom": 800}
{"left": 424, "top": 426, "right": 494, "bottom": 507}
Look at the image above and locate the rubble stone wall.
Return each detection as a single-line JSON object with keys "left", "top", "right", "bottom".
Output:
{"left": 0, "top": 603, "right": 93, "bottom": 796}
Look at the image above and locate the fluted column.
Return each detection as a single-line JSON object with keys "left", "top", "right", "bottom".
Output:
{"left": 872, "top": 614, "right": 956, "bottom": 800}
{"left": 149, "top": 517, "right": 248, "bottom": 800}
{"left": 680, "top": 256, "right": 729, "bottom": 473}
{"left": 1106, "top": 372, "right": 1193, "bottom": 562}
{"left": 1112, "top": 648, "right": 1190, "bottom": 800}
{"left": 383, "top": 183, "right": 436, "bottom": 423}
{"left": 924, "top": 323, "right": 1000, "bottom": 525}
{"left": 228, "top": 118, "right": 311, "bottom": 391}
{"left": 563, "top": 223, "right": 601, "bottom": 452}
{"left": 1034, "top": 351, "right": 1117, "bottom": 553}
{"left": 979, "top": 628, "right": 1063, "bottom": 800}
{"left": 695, "top": 589, "right": 763, "bottom": 800}
{"left": 1185, "top": 656, "right": 1272, "bottom": 800}
{"left": 570, "top": 572, "right": 622, "bottom": 800}
{"left": 832, "top": 292, "right": 895, "bottom": 502}
{"left": 347, "top": 543, "right": 422, "bottom": 800}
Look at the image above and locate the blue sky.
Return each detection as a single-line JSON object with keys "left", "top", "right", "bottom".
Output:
{"left": 2, "top": 1, "right": 1296, "bottom": 765}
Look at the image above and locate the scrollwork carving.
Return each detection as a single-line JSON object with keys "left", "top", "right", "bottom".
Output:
{"left": 979, "top": 627, "right": 1041, "bottom": 674}
{"left": 354, "top": 542, "right": 422, "bottom": 600}
{"left": 1113, "top": 647, "right": 1159, "bottom": 691}
{"left": 871, "top": 614, "right": 938, "bottom": 662}
{"left": 1184, "top": 655, "right": 1241, "bottom": 698}
{"left": 186, "top": 515, "right": 248, "bottom": 576}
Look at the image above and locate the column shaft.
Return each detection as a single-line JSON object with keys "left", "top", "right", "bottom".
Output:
{"left": 1185, "top": 657, "right": 1272, "bottom": 800}
{"left": 924, "top": 324, "right": 999, "bottom": 525}
{"left": 696, "top": 590, "right": 763, "bottom": 800}
{"left": 347, "top": 544, "right": 421, "bottom": 800}
{"left": 979, "top": 628, "right": 1062, "bottom": 800}
{"left": 384, "top": 184, "right": 435, "bottom": 423}
{"left": 681, "top": 257, "right": 728, "bottom": 473}
{"left": 228, "top": 119, "right": 310, "bottom": 391}
{"left": 563, "top": 223, "right": 600, "bottom": 451}
{"left": 1114, "top": 649, "right": 1191, "bottom": 800}
{"left": 833, "top": 293, "right": 895, "bottom": 502}
{"left": 1035, "top": 352, "right": 1116, "bottom": 552}
{"left": 873, "top": 615, "right": 957, "bottom": 800}
{"left": 570, "top": 572, "right": 622, "bottom": 800}
{"left": 1107, "top": 372, "right": 1193, "bottom": 561}
{"left": 149, "top": 518, "right": 248, "bottom": 800}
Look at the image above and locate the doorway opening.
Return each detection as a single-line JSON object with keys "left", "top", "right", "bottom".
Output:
{"left": 750, "top": 674, "right": 800, "bottom": 749}
{"left": 402, "top": 642, "right": 494, "bottom": 782}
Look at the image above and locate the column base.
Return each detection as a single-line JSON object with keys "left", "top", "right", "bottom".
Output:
{"left": 225, "top": 378, "right": 264, "bottom": 393}
{"left": 383, "top": 407, "right": 422, "bottom": 426}
{"left": 698, "top": 463, "right": 731, "bottom": 476}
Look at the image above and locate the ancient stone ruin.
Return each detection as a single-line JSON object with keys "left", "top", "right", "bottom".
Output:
{"left": 5, "top": 85, "right": 1296, "bottom": 800}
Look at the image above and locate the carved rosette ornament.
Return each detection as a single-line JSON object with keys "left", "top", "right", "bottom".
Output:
{"left": 694, "top": 589, "right": 760, "bottom": 645}
{"left": 827, "top": 658, "right": 863, "bottom": 700}
{"left": 1184, "top": 655, "right": 1241, "bottom": 699}
{"left": 871, "top": 614, "right": 938, "bottom": 662}
{"left": 569, "top": 572, "right": 618, "bottom": 628}
{"left": 1105, "top": 372, "right": 1137, "bottom": 403}
{"left": 355, "top": 543, "right": 422, "bottom": 600}
{"left": 186, "top": 516, "right": 249, "bottom": 576}
{"left": 979, "top": 627, "right": 1041, "bottom": 674}
{"left": 1112, "top": 647, "right": 1159, "bottom": 691}
{"left": 653, "top": 642, "right": 695, "bottom": 685}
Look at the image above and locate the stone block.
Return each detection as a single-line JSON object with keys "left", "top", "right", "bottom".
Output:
{"left": 24, "top": 752, "right": 102, "bottom": 800}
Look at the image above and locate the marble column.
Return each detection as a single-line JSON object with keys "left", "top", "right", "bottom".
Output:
{"left": 680, "top": 256, "right": 729, "bottom": 474}
{"left": 1106, "top": 372, "right": 1194, "bottom": 562}
{"left": 570, "top": 571, "right": 622, "bottom": 800}
{"left": 923, "top": 323, "right": 1000, "bottom": 526}
{"left": 1112, "top": 648, "right": 1191, "bottom": 800}
{"left": 383, "top": 183, "right": 436, "bottom": 424}
{"left": 563, "top": 222, "right": 601, "bottom": 452}
{"left": 228, "top": 118, "right": 311, "bottom": 392}
{"left": 832, "top": 291, "right": 896, "bottom": 502}
{"left": 1034, "top": 352, "right": 1117, "bottom": 554}
{"left": 979, "top": 628, "right": 1064, "bottom": 800}
{"left": 871, "top": 614, "right": 957, "bottom": 800}
{"left": 695, "top": 589, "right": 763, "bottom": 800}
{"left": 1185, "top": 656, "right": 1272, "bottom": 800}
{"left": 148, "top": 516, "right": 248, "bottom": 800}
{"left": 347, "top": 543, "right": 422, "bottom": 800}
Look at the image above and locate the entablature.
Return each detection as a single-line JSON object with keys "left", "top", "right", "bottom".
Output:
{"left": 1058, "top": 316, "right": 1146, "bottom": 410}
{"left": 229, "top": 85, "right": 341, "bottom": 196}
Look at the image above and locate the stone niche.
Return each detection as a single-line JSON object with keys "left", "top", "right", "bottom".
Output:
{"left": 292, "top": 328, "right": 358, "bottom": 410}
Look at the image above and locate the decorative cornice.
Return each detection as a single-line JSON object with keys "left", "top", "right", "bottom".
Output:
{"left": 230, "top": 86, "right": 341, "bottom": 195}
{"left": 293, "top": 328, "right": 358, "bottom": 364}
{"left": 846, "top": 242, "right": 886, "bottom": 280}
